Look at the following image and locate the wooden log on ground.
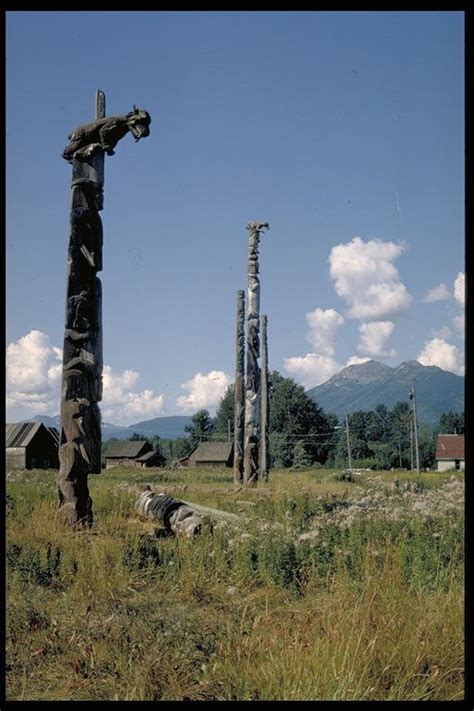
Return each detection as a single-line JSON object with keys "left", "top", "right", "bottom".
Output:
{"left": 135, "top": 488, "right": 248, "bottom": 537}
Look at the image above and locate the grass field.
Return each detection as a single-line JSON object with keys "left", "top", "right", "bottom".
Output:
{"left": 6, "top": 465, "right": 464, "bottom": 701}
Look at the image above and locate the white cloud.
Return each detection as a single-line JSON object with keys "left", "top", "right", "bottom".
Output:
{"left": 6, "top": 330, "right": 63, "bottom": 413}
{"left": 357, "top": 321, "right": 397, "bottom": 358}
{"left": 6, "top": 330, "right": 166, "bottom": 425}
{"left": 422, "top": 283, "right": 450, "bottom": 303}
{"left": 345, "top": 356, "right": 372, "bottom": 366}
{"left": 101, "top": 365, "right": 165, "bottom": 424}
{"left": 329, "top": 236, "right": 412, "bottom": 321}
{"left": 176, "top": 370, "right": 232, "bottom": 412}
{"left": 417, "top": 338, "right": 464, "bottom": 376}
{"left": 453, "top": 314, "right": 465, "bottom": 335}
{"left": 305, "top": 308, "right": 344, "bottom": 355}
{"left": 453, "top": 272, "right": 465, "bottom": 306}
{"left": 430, "top": 326, "right": 452, "bottom": 340}
{"left": 284, "top": 353, "right": 342, "bottom": 389}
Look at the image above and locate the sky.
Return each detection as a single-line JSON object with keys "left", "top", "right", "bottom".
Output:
{"left": 6, "top": 11, "right": 465, "bottom": 426}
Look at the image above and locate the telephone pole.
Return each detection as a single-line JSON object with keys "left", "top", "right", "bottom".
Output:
{"left": 345, "top": 414, "right": 352, "bottom": 471}
{"left": 410, "top": 380, "right": 420, "bottom": 477}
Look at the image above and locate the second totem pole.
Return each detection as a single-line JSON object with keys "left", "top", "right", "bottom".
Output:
{"left": 243, "top": 221, "right": 269, "bottom": 484}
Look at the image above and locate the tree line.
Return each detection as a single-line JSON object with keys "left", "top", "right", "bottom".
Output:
{"left": 104, "top": 370, "right": 464, "bottom": 470}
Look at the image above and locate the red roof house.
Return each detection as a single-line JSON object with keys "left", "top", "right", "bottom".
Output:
{"left": 435, "top": 434, "right": 464, "bottom": 471}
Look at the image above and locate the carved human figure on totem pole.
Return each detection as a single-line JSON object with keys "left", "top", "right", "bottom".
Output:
{"left": 58, "top": 92, "right": 151, "bottom": 527}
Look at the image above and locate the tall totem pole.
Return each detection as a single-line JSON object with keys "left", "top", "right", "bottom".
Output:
{"left": 243, "top": 221, "right": 269, "bottom": 485}
{"left": 233, "top": 289, "right": 245, "bottom": 484}
{"left": 57, "top": 91, "right": 151, "bottom": 526}
{"left": 259, "top": 314, "right": 270, "bottom": 481}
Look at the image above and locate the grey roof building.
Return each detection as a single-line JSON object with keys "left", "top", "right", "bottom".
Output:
{"left": 135, "top": 449, "right": 165, "bottom": 468}
{"left": 6, "top": 422, "right": 60, "bottom": 470}
{"left": 186, "top": 441, "right": 234, "bottom": 468}
{"left": 105, "top": 440, "right": 154, "bottom": 468}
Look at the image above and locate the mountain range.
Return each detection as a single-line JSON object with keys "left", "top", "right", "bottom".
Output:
{"left": 19, "top": 414, "right": 192, "bottom": 442}
{"left": 17, "top": 360, "right": 463, "bottom": 438}
{"left": 306, "top": 360, "right": 464, "bottom": 425}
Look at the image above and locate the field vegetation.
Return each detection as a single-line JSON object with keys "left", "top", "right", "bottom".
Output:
{"left": 6, "top": 465, "right": 464, "bottom": 701}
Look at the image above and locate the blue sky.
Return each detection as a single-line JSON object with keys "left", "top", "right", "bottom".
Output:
{"left": 6, "top": 11, "right": 465, "bottom": 425}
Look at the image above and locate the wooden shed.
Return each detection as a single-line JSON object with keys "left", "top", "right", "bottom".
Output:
{"left": 104, "top": 440, "right": 153, "bottom": 469}
{"left": 187, "top": 441, "right": 234, "bottom": 468}
{"left": 435, "top": 434, "right": 465, "bottom": 471}
{"left": 6, "top": 422, "right": 60, "bottom": 470}
{"left": 135, "top": 449, "right": 165, "bottom": 468}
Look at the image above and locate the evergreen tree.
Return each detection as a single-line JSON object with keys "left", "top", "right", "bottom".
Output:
{"left": 292, "top": 440, "right": 312, "bottom": 469}
{"left": 268, "top": 370, "right": 333, "bottom": 466}
{"left": 418, "top": 422, "right": 436, "bottom": 469}
{"left": 129, "top": 432, "right": 149, "bottom": 441}
{"left": 438, "top": 410, "right": 464, "bottom": 434}
{"left": 213, "top": 371, "right": 334, "bottom": 467}
{"left": 389, "top": 401, "right": 412, "bottom": 468}
{"left": 184, "top": 409, "right": 215, "bottom": 442}
{"left": 214, "top": 384, "right": 235, "bottom": 435}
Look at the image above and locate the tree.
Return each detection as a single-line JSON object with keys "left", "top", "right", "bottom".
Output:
{"left": 389, "top": 401, "right": 412, "bottom": 468}
{"left": 366, "top": 404, "right": 391, "bottom": 442}
{"left": 418, "top": 423, "right": 436, "bottom": 469}
{"left": 292, "top": 441, "right": 312, "bottom": 469}
{"left": 214, "top": 384, "right": 235, "bottom": 436}
{"left": 269, "top": 432, "right": 294, "bottom": 469}
{"left": 438, "top": 410, "right": 464, "bottom": 435}
{"left": 268, "top": 371, "right": 333, "bottom": 466}
{"left": 184, "top": 409, "right": 215, "bottom": 442}
{"left": 212, "top": 371, "right": 335, "bottom": 467}
{"left": 129, "top": 432, "right": 149, "bottom": 441}
{"left": 173, "top": 436, "right": 196, "bottom": 460}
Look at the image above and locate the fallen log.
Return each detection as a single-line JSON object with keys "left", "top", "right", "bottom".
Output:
{"left": 136, "top": 488, "right": 250, "bottom": 536}
{"left": 136, "top": 490, "right": 207, "bottom": 538}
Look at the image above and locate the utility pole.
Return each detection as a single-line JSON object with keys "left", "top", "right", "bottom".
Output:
{"left": 410, "top": 417, "right": 414, "bottom": 471}
{"left": 410, "top": 380, "right": 420, "bottom": 477}
{"left": 345, "top": 414, "right": 352, "bottom": 471}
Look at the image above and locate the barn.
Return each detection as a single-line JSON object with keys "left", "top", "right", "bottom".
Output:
{"left": 435, "top": 434, "right": 465, "bottom": 471}
{"left": 105, "top": 440, "right": 155, "bottom": 468}
{"left": 186, "top": 441, "right": 234, "bottom": 468}
{"left": 6, "top": 422, "right": 60, "bottom": 470}
{"left": 135, "top": 449, "right": 165, "bottom": 468}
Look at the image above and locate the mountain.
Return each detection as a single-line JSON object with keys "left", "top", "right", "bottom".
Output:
{"left": 18, "top": 414, "right": 192, "bottom": 441}
{"left": 23, "top": 414, "right": 61, "bottom": 428}
{"left": 124, "top": 416, "right": 192, "bottom": 440}
{"left": 307, "top": 360, "right": 464, "bottom": 425}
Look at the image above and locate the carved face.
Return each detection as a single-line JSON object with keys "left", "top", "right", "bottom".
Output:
{"left": 127, "top": 109, "right": 151, "bottom": 142}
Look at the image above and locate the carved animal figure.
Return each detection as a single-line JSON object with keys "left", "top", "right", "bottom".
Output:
{"left": 62, "top": 107, "right": 151, "bottom": 162}
{"left": 246, "top": 221, "right": 270, "bottom": 234}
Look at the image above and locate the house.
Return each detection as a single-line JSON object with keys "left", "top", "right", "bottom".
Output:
{"left": 435, "top": 434, "right": 465, "bottom": 471}
{"left": 135, "top": 449, "right": 165, "bottom": 468}
{"left": 104, "top": 440, "right": 154, "bottom": 468}
{"left": 186, "top": 441, "right": 234, "bottom": 468}
{"left": 6, "top": 422, "right": 60, "bottom": 470}
{"left": 170, "top": 444, "right": 199, "bottom": 468}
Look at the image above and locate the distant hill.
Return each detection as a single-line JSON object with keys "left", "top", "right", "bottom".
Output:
{"left": 307, "top": 360, "right": 464, "bottom": 426}
{"left": 18, "top": 414, "right": 193, "bottom": 441}
{"left": 124, "top": 416, "right": 193, "bottom": 440}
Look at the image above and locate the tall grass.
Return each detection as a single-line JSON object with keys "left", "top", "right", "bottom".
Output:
{"left": 6, "top": 467, "right": 464, "bottom": 701}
